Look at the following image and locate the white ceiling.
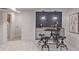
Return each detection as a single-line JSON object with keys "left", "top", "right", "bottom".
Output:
{"left": 0, "top": 8, "right": 77, "bottom": 12}
{"left": 16, "top": 8, "right": 74, "bottom": 12}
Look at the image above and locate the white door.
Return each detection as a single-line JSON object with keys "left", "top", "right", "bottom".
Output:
{"left": 15, "top": 13, "right": 22, "bottom": 40}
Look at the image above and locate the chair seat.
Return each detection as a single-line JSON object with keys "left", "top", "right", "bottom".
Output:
{"left": 59, "top": 36, "right": 66, "bottom": 39}
{"left": 39, "top": 34, "right": 44, "bottom": 36}
{"left": 42, "top": 36, "right": 50, "bottom": 39}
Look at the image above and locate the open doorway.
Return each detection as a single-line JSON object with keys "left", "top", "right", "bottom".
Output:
{"left": 15, "top": 13, "right": 22, "bottom": 40}
{"left": 7, "top": 14, "right": 11, "bottom": 40}
{"left": 7, "top": 13, "right": 21, "bottom": 41}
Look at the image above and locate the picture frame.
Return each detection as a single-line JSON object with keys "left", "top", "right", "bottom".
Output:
{"left": 69, "top": 12, "right": 79, "bottom": 34}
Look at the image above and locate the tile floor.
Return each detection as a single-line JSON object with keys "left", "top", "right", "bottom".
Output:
{"left": 0, "top": 39, "right": 73, "bottom": 51}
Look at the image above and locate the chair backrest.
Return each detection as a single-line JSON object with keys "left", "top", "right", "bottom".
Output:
{"left": 59, "top": 28, "right": 65, "bottom": 36}
{"left": 39, "top": 34, "right": 44, "bottom": 37}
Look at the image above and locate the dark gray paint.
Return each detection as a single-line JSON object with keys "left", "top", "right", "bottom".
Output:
{"left": 36, "top": 12, "right": 62, "bottom": 27}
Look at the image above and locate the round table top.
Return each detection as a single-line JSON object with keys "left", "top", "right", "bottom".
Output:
{"left": 44, "top": 28, "right": 60, "bottom": 31}
{"left": 44, "top": 27, "right": 61, "bottom": 31}
{"left": 44, "top": 29, "right": 57, "bottom": 31}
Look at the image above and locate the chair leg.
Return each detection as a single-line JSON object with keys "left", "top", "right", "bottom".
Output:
{"left": 56, "top": 44, "right": 59, "bottom": 49}
{"left": 41, "top": 44, "right": 49, "bottom": 51}
{"left": 60, "top": 46, "right": 63, "bottom": 50}
{"left": 57, "top": 42, "right": 61, "bottom": 49}
{"left": 47, "top": 45, "right": 50, "bottom": 51}
{"left": 38, "top": 40, "right": 43, "bottom": 46}
{"left": 64, "top": 44, "right": 68, "bottom": 50}
{"left": 38, "top": 41, "right": 41, "bottom": 46}
{"left": 41, "top": 45, "right": 44, "bottom": 51}
{"left": 58, "top": 43, "right": 68, "bottom": 50}
{"left": 56, "top": 41, "right": 59, "bottom": 48}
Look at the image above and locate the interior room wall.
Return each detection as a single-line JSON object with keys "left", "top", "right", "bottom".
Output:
{"left": 0, "top": 12, "right": 3, "bottom": 44}
{"left": 3, "top": 12, "right": 8, "bottom": 43}
{"left": 0, "top": 11, "right": 9, "bottom": 44}
{"left": 21, "top": 11, "right": 35, "bottom": 41}
{"left": 0, "top": 11, "right": 8, "bottom": 44}
{"left": 65, "top": 8, "right": 79, "bottom": 50}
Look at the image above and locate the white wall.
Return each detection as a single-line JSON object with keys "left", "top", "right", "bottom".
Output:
{"left": 21, "top": 11, "right": 35, "bottom": 41}
{"left": 3, "top": 12, "right": 8, "bottom": 43}
{"left": 64, "top": 8, "right": 79, "bottom": 50}
{"left": 0, "top": 12, "right": 3, "bottom": 44}
{"left": 0, "top": 11, "right": 9, "bottom": 44}
{"left": 0, "top": 11, "right": 8, "bottom": 44}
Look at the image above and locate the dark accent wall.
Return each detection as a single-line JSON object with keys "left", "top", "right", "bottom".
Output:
{"left": 36, "top": 12, "right": 62, "bottom": 28}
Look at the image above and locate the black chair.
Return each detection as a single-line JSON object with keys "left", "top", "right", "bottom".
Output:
{"left": 57, "top": 36, "right": 68, "bottom": 50}
{"left": 41, "top": 36, "right": 50, "bottom": 51}
{"left": 53, "top": 33, "right": 60, "bottom": 48}
{"left": 38, "top": 34, "right": 45, "bottom": 45}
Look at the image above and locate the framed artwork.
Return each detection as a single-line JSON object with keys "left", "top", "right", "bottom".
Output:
{"left": 69, "top": 13, "right": 79, "bottom": 34}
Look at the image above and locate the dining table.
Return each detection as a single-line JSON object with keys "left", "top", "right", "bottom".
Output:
{"left": 44, "top": 27, "right": 61, "bottom": 38}
{"left": 44, "top": 27, "right": 61, "bottom": 48}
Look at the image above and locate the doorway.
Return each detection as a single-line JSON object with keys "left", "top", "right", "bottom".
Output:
{"left": 7, "top": 14, "right": 11, "bottom": 40}
{"left": 7, "top": 13, "right": 21, "bottom": 41}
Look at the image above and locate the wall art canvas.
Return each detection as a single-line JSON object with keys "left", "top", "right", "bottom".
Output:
{"left": 69, "top": 13, "right": 79, "bottom": 33}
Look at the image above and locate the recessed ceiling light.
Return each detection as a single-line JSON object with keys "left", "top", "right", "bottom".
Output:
{"left": 41, "top": 16, "right": 46, "bottom": 20}
{"left": 52, "top": 16, "right": 58, "bottom": 20}
{"left": 10, "top": 8, "right": 16, "bottom": 11}
{"left": 10, "top": 8, "right": 21, "bottom": 13}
